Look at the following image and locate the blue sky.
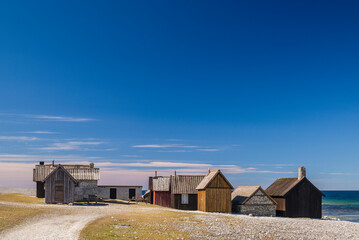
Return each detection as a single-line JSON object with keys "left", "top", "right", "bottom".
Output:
{"left": 1, "top": 1, "right": 359, "bottom": 189}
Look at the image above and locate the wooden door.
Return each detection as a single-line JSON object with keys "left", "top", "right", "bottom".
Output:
{"left": 129, "top": 189, "right": 136, "bottom": 199}
{"left": 55, "top": 180, "right": 64, "bottom": 202}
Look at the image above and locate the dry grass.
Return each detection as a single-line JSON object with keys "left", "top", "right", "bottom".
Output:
{"left": 0, "top": 206, "right": 42, "bottom": 233}
{"left": 0, "top": 193, "right": 45, "bottom": 204}
{"left": 80, "top": 208, "right": 199, "bottom": 240}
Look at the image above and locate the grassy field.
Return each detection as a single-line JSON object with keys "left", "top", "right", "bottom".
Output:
{"left": 80, "top": 207, "right": 201, "bottom": 240}
{"left": 0, "top": 193, "right": 46, "bottom": 233}
{"left": 0, "top": 193, "right": 45, "bottom": 204}
{"left": 0, "top": 206, "right": 43, "bottom": 233}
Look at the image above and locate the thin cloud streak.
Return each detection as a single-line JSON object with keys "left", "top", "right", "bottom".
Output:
{"left": 25, "top": 131, "right": 59, "bottom": 134}
{"left": 32, "top": 115, "right": 95, "bottom": 122}
{"left": 132, "top": 144, "right": 198, "bottom": 148}
{"left": 0, "top": 136, "right": 39, "bottom": 141}
{"left": 35, "top": 141, "right": 103, "bottom": 151}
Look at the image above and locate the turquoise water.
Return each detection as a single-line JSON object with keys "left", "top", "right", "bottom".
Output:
{"left": 322, "top": 191, "right": 359, "bottom": 222}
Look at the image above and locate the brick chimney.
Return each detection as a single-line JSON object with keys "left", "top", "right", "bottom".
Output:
{"left": 298, "top": 166, "right": 306, "bottom": 179}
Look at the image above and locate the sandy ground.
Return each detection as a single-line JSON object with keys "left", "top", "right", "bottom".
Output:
{"left": 1, "top": 193, "right": 359, "bottom": 239}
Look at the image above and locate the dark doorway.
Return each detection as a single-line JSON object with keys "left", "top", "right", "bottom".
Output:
{"left": 55, "top": 180, "right": 64, "bottom": 202}
{"left": 129, "top": 189, "right": 136, "bottom": 199}
{"left": 110, "top": 188, "right": 117, "bottom": 199}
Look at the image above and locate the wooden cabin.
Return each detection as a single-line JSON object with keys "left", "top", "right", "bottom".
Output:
{"left": 43, "top": 165, "right": 77, "bottom": 204}
{"left": 97, "top": 185, "right": 142, "bottom": 200}
{"left": 33, "top": 161, "right": 100, "bottom": 203}
{"left": 152, "top": 176, "right": 171, "bottom": 207}
{"left": 231, "top": 186, "right": 276, "bottom": 216}
{"left": 266, "top": 166, "right": 325, "bottom": 218}
{"left": 196, "top": 169, "right": 234, "bottom": 213}
{"left": 170, "top": 175, "right": 205, "bottom": 210}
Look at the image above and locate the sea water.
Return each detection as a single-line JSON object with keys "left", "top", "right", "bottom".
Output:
{"left": 322, "top": 191, "right": 359, "bottom": 223}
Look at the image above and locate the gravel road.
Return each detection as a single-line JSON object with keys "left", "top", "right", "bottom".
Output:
{"left": 0, "top": 213, "right": 103, "bottom": 240}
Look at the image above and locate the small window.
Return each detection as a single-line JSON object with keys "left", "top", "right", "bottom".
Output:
{"left": 181, "top": 194, "right": 189, "bottom": 204}
{"left": 200, "top": 192, "right": 203, "bottom": 201}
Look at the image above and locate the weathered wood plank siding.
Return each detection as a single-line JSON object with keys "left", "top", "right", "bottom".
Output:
{"left": 171, "top": 194, "right": 198, "bottom": 210}
{"left": 44, "top": 168, "right": 75, "bottom": 204}
{"left": 198, "top": 190, "right": 206, "bottom": 212}
{"left": 205, "top": 188, "right": 231, "bottom": 212}
{"left": 197, "top": 171, "right": 233, "bottom": 213}
{"left": 153, "top": 191, "right": 171, "bottom": 208}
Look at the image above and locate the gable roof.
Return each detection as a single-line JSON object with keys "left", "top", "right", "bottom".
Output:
{"left": 152, "top": 177, "right": 171, "bottom": 191}
{"left": 196, "top": 169, "right": 234, "bottom": 190}
{"left": 34, "top": 164, "right": 100, "bottom": 181}
{"left": 266, "top": 177, "right": 325, "bottom": 197}
{"left": 171, "top": 175, "right": 205, "bottom": 194}
{"left": 231, "top": 186, "right": 276, "bottom": 205}
{"left": 42, "top": 165, "right": 77, "bottom": 183}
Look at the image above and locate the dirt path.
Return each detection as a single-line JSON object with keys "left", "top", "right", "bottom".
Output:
{"left": 0, "top": 213, "right": 104, "bottom": 240}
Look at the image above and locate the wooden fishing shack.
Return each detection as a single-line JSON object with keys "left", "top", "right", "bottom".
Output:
{"left": 170, "top": 175, "right": 205, "bottom": 210}
{"left": 266, "top": 166, "right": 325, "bottom": 218}
{"left": 43, "top": 165, "right": 77, "bottom": 204}
{"left": 152, "top": 176, "right": 171, "bottom": 208}
{"left": 231, "top": 186, "right": 276, "bottom": 216}
{"left": 196, "top": 169, "right": 233, "bottom": 213}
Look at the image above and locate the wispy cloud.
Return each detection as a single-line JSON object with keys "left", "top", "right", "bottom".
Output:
{"left": 25, "top": 131, "right": 59, "bottom": 134}
{"left": 0, "top": 113, "right": 95, "bottom": 122}
{"left": 121, "top": 155, "right": 142, "bottom": 158}
{"left": 327, "top": 172, "right": 352, "bottom": 176}
{"left": 0, "top": 136, "right": 39, "bottom": 141}
{"left": 32, "top": 115, "right": 94, "bottom": 122}
{"left": 196, "top": 148, "right": 221, "bottom": 152}
{"left": 96, "top": 161, "right": 212, "bottom": 168}
{"left": 157, "top": 150, "right": 191, "bottom": 153}
{"left": 35, "top": 141, "right": 103, "bottom": 151}
{"left": 132, "top": 144, "right": 198, "bottom": 148}
{"left": 0, "top": 154, "right": 101, "bottom": 162}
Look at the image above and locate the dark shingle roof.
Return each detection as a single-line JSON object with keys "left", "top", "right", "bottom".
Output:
{"left": 265, "top": 177, "right": 300, "bottom": 197}
{"left": 171, "top": 175, "right": 205, "bottom": 194}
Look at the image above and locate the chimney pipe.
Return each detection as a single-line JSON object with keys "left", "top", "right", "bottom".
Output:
{"left": 208, "top": 168, "right": 210, "bottom": 174}
{"left": 90, "top": 163, "right": 94, "bottom": 168}
{"left": 52, "top": 160, "right": 55, "bottom": 167}
{"left": 155, "top": 171, "right": 157, "bottom": 177}
{"left": 298, "top": 166, "right": 306, "bottom": 179}
{"left": 174, "top": 170, "right": 176, "bottom": 176}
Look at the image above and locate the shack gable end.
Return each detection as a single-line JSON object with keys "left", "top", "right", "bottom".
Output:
{"left": 44, "top": 166, "right": 75, "bottom": 204}
{"left": 207, "top": 174, "right": 232, "bottom": 189}
{"left": 285, "top": 178, "right": 323, "bottom": 218}
{"left": 245, "top": 190, "right": 275, "bottom": 205}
